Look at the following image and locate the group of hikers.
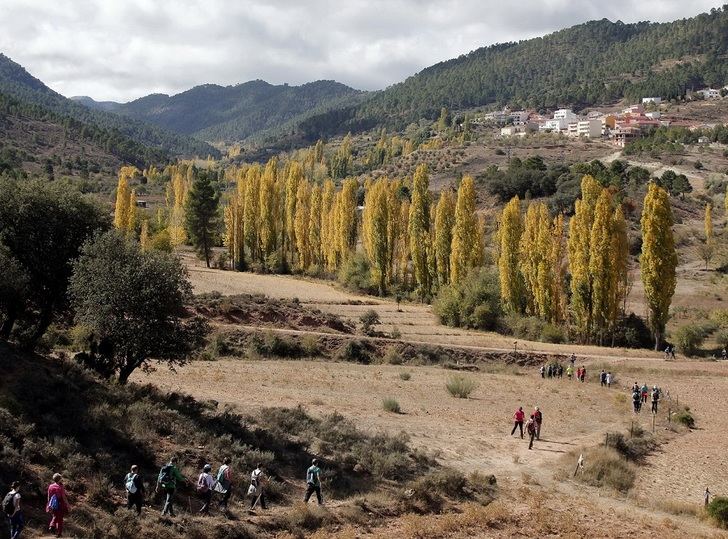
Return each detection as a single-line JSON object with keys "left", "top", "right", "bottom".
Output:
{"left": 510, "top": 406, "right": 543, "bottom": 450}
{"left": 3, "top": 457, "right": 324, "bottom": 537}
{"left": 631, "top": 382, "right": 661, "bottom": 414}
{"left": 540, "top": 354, "right": 590, "bottom": 383}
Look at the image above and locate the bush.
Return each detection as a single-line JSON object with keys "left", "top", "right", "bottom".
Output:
{"left": 707, "top": 497, "right": 728, "bottom": 528}
{"left": 338, "top": 253, "right": 376, "bottom": 294}
{"left": 384, "top": 347, "right": 403, "bottom": 365}
{"left": 446, "top": 375, "right": 477, "bottom": 398}
{"left": 433, "top": 268, "right": 502, "bottom": 330}
{"left": 382, "top": 398, "right": 401, "bottom": 413}
{"left": 540, "top": 323, "right": 566, "bottom": 344}
{"left": 360, "top": 309, "right": 380, "bottom": 335}
{"left": 336, "top": 339, "right": 371, "bottom": 364}
{"left": 503, "top": 314, "right": 545, "bottom": 341}
{"left": 614, "top": 313, "right": 653, "bottom": 349}
{"left": 716, "top": 329, "right": 728, "bottom": 349}
{"left": 674, "top": 408, "right": 695, "bottom": 428}
{"left": 674, "top": 324, "right": 706, "bottom": 357}
{"left": 399, "top": 371, "right": 412, "bottom": 381}
{"left": 577, "top": 447, "right": 635, "bottom": 492}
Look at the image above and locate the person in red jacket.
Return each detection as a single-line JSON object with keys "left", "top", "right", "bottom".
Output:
{"left": 46, "top": 473, "right": 70, "bottom": 537}
{"left": 510, "top": 406, "right": 525, "bottom": 438}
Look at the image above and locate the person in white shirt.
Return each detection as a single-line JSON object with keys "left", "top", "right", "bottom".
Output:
{"left": 197, "top": 464, "right": 215, "bottom": 515}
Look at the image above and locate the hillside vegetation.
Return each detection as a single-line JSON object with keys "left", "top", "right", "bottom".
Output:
{"left": 0, "top": 54, "right": 218, "bottom": 162}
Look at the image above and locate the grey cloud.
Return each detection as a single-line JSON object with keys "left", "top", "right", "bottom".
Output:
{"left": 0, "top": 0, "right": 722, "bottom": 101}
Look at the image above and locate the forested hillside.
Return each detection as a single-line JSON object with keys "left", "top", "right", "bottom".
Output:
{"left": 107, "top": 79, "right": 364, "bottom": 143}
{"left": 301, "top": 7, "right": 728, "bottom": 136}
{"left": 0, "top": 54, "right": 219, "bottom": 160}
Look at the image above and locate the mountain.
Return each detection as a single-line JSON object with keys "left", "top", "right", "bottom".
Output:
{"left": 69, "top": 95, "right": 121, "bottom": 112}
{"left": 110, "top": 79, "right": 364, "bottom": 143}
{"left": 0, "top": 54, "right": 219, "bottom": 161}
{"left": 302, "top": 7, "right": 728, "bottom": 136}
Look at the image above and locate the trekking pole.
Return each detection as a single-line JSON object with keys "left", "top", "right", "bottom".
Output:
{"left": 250, "top": 492, "right": 262, "bottom": 511}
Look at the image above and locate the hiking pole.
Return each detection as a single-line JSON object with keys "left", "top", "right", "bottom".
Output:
{"left": 573, "top": 453, "right": 584, "bottom": 477}
{"left": 250, "top": 492, "right": 262, "bottom": 511}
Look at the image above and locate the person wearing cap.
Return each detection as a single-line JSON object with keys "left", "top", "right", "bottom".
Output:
{"left": 304, "top": 459, "right": 323, "bottom": 505}
{"left": 533, "top": 407, "right": 543, "bottom": 440}
{"left": 651, "top": 386, "right": 660, "bottom": 413}
{"left": 46, "top": 473, "right": 70, "bottom": 537}
{"left": 197, "top": 464, "right": 215, "bottom": 515}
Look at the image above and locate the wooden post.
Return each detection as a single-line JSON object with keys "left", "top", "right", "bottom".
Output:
{"left": 652, "top": 411, "right": 656, "bottom": 433}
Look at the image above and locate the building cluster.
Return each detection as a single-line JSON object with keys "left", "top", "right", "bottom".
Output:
{"left": 484, "top": 86, "right": 726, "bottom": 147}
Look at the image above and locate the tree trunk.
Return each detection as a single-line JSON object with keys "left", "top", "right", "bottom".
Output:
{"left": 24, "top": 303, "right": 54, "bottom": 350}
{"left": 118, "top": 360, "right": 140, "bottom": 385}
{"left": 0, "top": 308, "right": 18, "bottom": 340}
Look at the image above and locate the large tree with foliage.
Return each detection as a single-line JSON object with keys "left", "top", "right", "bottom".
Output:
{"left": 185, "top": 169, "right": 220, "bottom": 268}
{"left": 0, "top": 179, "right": 109, "bottom": 347}
{"left": 69, "top": 231, "right": 208, "bottom": 383}
{"left": 640, "top": 182, "right": 677, "bottom": 349}
{"left": 409, "top": 164, "right": 431, "bottom": 298}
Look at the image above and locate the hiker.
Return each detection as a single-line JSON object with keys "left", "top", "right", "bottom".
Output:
{"left": 671, "top": 347, "right": 675, "bottom": 360}
{"left": 533, "top": 407, "right": 543, "bottom": 440}
{"left": 3, "top": 481, "right": 23, "bottom": 539}
{"left": 558, "top": 364, "right": 563, "bottom": 378}
{"left": 606, "top": 372, "right": 612, "bottom": 388}
{"left": 511, "top": 406, "right": 525, "bottom": 438}
{"left": 304, "top": 459, "right": 323, "bottom": 505}
{"left": 576, "top": 367, "right": 582, "bottom": 382}
{"left": 197, "top": 464, "right": 215, "bottom": 515}
{"left": 157, "top": 456, "right": 186, "bottom": 517}
{"left": 539, "top": 365, "right": 545, "bottom": 378}
{"left": 566, "top": 365, "right": 573, "bottom": 380}
{"left": 632, "top": 382, "right": 640, "bottom": 394}
{"left": 723, "top": 348, "right": 727, "bottom": 360}
{"left": 124, "top": 465, "right": 145, "bottom": 515}
{"left": 651, "top": 386, "right": 660, "bottom": 413}
{"left": 705, "top": 487, "right": 711, "bottom": 506}
{"left": 249, "top": 463, "right": 268, "bottom": 510}
{"left": 632, "top": 390, "right": 641, "bottom": 413}
{"left": 580, "top": 366, "right": 587, "bottom": 383}
{"left": 664, "top": 345, "right": 670, "bottom": 360}
{"left": 216, "top": 457, "right": 233, "bottom": 511}
{"left": 641, "top": 383, "right": 649, "bottom": 404}
{"left": 46, "top": 473, "right": 69, "bottom": 537}
{"left": 600, "top": 370, "right": 606, "bottom": 387}
{"left": 526, "top": 415, "right": 537, "bottom": 450}
{"left": 570, "top": 353, "right": 576, "bottom": 367}
{"left": 547, "top": 364, "right": 553, "bottom": 378}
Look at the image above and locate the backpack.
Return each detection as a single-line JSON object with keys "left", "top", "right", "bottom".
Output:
{"left": 197, "top": 474, "right": 210, "bottom": 493}
{"left": 48, "top": 494, "right": 60, "bottom": 511}
{"left": 2, "top": 492, "right": 15, "bottom": 516}
{"left": 158, "top": 464, "right": 173, "bottom": 486}
{"left": 126, "top": 473, "right": 138, "bottom": 494}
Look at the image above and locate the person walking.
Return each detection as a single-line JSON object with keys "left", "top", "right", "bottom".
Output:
{"left": 3, "top": 481, "right": 23, "bottom": 539}
{"left": 580, "top": 366, "right": 587, "bottom": 383}
{"left": 641, "top": 384, "right": 649, "bottom": 404}
{"left": 46, "top": 473, "right": 70, "bottom": 537}
{"left": 632, "top": 389, "right": 642, "bottom": 413}
{"left": 533, "top": 407, "right": 543, "bottom": 440}
{"left": 570, "top": 353, "right": 576, "bottom": 367}
{"left": 558, "top": 364, "right": 564, "bottom": 378}
{"left": 606, "top": 372, "right": 612, "bottom": 388}
{"left": 157, "top": 456, "right": 187, "bottom": 517}
{"left": 511, "top": 406, "right": 525, "bottom": 438}
{"left": 566, "top": 365, "right": 573, "bottom": 380}
{"left": 705, "top": 487, "right": 711, "bottom": 507}
{"left": 124, "top": 465, "right": 145, "bottom": 515}
{"left": 670, "top": 346, "right": 675, "bottom": 360}
{"left": 651, "top": 386, "right": 660, "bottom": 413}
{"left": 576, "top": 367, "right": 582, "bottom": 382}
{"left": 249, "top": 464, "right": 268, "bottom": 510}
{"left": 304, "top": 459, "right": 323, "bottom": 505}
{"left": 600, "top": 370, "right": 606, "bottom": 387}
{"left": 197, "top": 464, "right": 215, "bottom": 515}
{"left": 216, "top": 457, "right": 233, "bottom": 511}
{"left": 526, "top": 415, "right": 537, "bottom": 450}
{"left": 539, "top": 365, "right": 545, "bottom": 378}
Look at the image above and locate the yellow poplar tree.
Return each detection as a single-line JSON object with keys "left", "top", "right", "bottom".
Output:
{"left": 409, "top": 164, "right": 431, "bottom": 297}
{"left": 139, "top": 220, "right": 150, "bottom": 251}
{"left": 168, "top": 168, "right": 188, "bottom": 246}
{"left": 285, "top": 162, "right": 303, "bottom": 264}
{"left": 309, "top": 185, "right": 322, "bottom": 268}
{"left": 567, "top": 175, "right": 602, "bottom": 340}
{"left": 362, "top": 178, "right": 391, "bottom": 295}
{"left": 396, "top": 201, "right": 410, "bottom": 288}
{"left": 114, "top": 173, "right": 131, "bottom": 230}
{"left": 640, "top": 182, "right": 678, "bottom": 349}
{"left": 321, "top": 180, "right": 337, "bottom": 271}
{"left": 589, "top": 189, "right": 616, "bottom": 344}
{"left": 434, "top": 190, "right": 455, "bottom": 286}
{"left": 294, "top": 180, "right": 311, "bottom": 270}
{"left": 497, "top": 195, "right": 523, "bottom": 312}
{"left": 259, "top": 158, "right": 278, "bottom": 260}
{"left": 611, "top": 205, "right": 630, "bottom": 317}
{"left": 386, "top": 180, "right": 403, "bottom": 286}
{"left": 450, "top": 176, "right": 478, "bottom": 285}
{"left": 244, "top": 165, "right": 261, "bottom": 262}
{"left": 550, "top": 214, "right": 567, "bottom": 324}
{"left": 337, "top": 179, "right": 358, "bottom": 260}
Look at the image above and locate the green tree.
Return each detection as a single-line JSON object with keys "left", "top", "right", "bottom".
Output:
{"left": 184, "top": 169, "right": 220, "bottom": 268}
{"left": 409, "top": 164, "right": 431, "bottom": 298}
{"left": 69, "top": 231, "right": 208, "bottom": 383}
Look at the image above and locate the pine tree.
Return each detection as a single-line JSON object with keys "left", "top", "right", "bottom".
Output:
{"left": 184, "top": 169, "right": 220, "bottom": 268}
{"left": 497, "top": 195, "right": 523, "bottom": 312}
{"left": 450, "top": 176, "right": 479, "bottom": 285}
{"left": 409, "top": 164, "right": 431, "bottom": 298}
{"left": 294, "top": 180, "right": 311, "bottom": 270}
{"left": 434, "top": 190, "right": 455, "bottom": 286}
{"left": 640, "top": 182, "right": 677, "bottom": 349}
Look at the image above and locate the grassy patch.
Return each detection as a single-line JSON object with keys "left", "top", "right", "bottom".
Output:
{"left": 446, "top": 374, "right": 477, "bottom": 398}
{"left": 382, "top": 397, "right": 402, "bottom": 414}
{"left": 707, "top": 497, "right": 728, "bottom": 528}
{"left": 399, "top": 371, "right": 412, "bottom": 381}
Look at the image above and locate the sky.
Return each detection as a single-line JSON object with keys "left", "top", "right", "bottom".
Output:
{"left": 0, "top": 0, "right": 723, "bottom": 102}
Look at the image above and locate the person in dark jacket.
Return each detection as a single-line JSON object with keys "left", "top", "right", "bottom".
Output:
{"left": 124, "top": 465, "right": 145, "bottom": 515}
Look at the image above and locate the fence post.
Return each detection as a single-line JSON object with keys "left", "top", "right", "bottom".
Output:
{"left": 668, "top": 407, "right": 671, "bottom": 423}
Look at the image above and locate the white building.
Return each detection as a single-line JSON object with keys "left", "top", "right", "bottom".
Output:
{"left": 553, "top": 109, "right": 578, "bottom": 123}
{"left": 645, "top": 111, "right": 661, "bottom": 119}
{"left": 539, "top": 119, "right": 564, "bottom": 132}
{"left": 509, "top": 111, "right": 530, "bottom": 124}
{"left": 698, "top": 88, "right": 721, "bottom": 100}
{"left": 567, "top": 119, "right": 602, "bottom": 138}
{"left": 642, "top": 97, "right": 662, "bottom": 105}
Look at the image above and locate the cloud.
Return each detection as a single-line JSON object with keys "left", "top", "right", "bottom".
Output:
{"left": 0, "top": 0, "right": 722, "bottom": 101}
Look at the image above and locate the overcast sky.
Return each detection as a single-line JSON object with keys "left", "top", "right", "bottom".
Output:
{"left": 1, "top": 0, "right": 723, "bottom": 102}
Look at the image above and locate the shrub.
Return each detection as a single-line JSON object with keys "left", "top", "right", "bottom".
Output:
{"left": 301, "top": 334, "right": 320, "bottom": 356}
{"left": 433, "top": 268, "right": 502, "bottom": 330}
{"left": 391, "top": 326, "right": 402, "bottom": 339}
{"left": 716, "top": 329, "right": 728, "bottom": 349}
{"left": 384, "top": 346, "right": 403, "bottom": 365}
{"left": 540, "top": 323, "right": 565, "bottom": 344}
{"left": 707, "top": 497, "right": 728, "bottom": 528}
{"left": 382, "top": 398, "right": 401, "bottom": 414}
{"left": 446, "top": 375, "right": 477, "bottom": 398}
{"left": 577, "top": 446, "right": 635, "bottom": 492}
{"left": 674, "top": 408, "right": 695, "bottom": 428}
{"left": 338, "top": 253, "right": 376, "bottom": 294}
{"left": 336, "top": 339, "right": 370, "bottom": 364}
{"left": 674, "top": 324, "right": 705, "bottom": 357}
{"left": 399, "top": 371, "right": 412, "bottom": 381}
{"left": 360, "top": 309, "right": 381, "bottom": 335}
{"left": 614, "top": 313, "right": 653, "bottom": 349}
